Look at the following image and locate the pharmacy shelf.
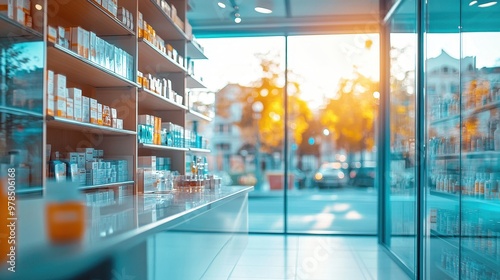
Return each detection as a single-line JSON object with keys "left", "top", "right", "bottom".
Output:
{"left": 431, "top": 151, "right": 500, "bottom": 160}
{"left": 187, "top": 40, "right": 207, "bottom": 59}
{"left": 48, "top": 43, "right": 138, "bottom": 88}
{"left": 435, "top": 265, "right": 458, "bottom": 280}
{"left": 461, "top": 244, "right": 500, "bottom": 273}
{"left": 189, "top": 148, "right": 211, "bottom": 154}
{"left": 0, "top": 13, "right": 42, "bottom": 39}
{"left": 430, "top": 230, "right": 459, "bottom": 247}
{"left": 0, "top": 105, "right": 43, "bottom": 117}
{"left": 49, "top": 0, "right": 135, "bottom": 36}
{"left": 46, "top": 116, "right": 137, "bottom": 136}
{"left": 79, "top": 181, "right": 135, "bottom": 191}
{"left": 139, "top": 0, "right": 187, "bottom": 41}
{"left": 187, "top": 74, "right": 206, "bottom": 89}
{"left": 187, "top": 109, "right": 212, "bottom": 122}
{"left": 430, "top": 100, "right": 500, "bottom": 126}
{"left": 429, "top": 114, "right": 459, "bottom": 125}
{"left": 432, "top": 231, "right": 500, "bottom": 273}
{"left": 138, "top": 39, "right": 186, "bottom": 74}
{"left": 430, "top": 190, "right": 500, "bottom": 206}
{"left": 138, "top": 143, "right": 188, "bottom": 152}
{"left": 138, "top": 88, "right": 187, "bottom": 111}
{"left": 463, "top": 100, "right": 500, "bottom": 119}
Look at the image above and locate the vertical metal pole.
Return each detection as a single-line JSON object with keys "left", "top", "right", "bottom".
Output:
{"left": 416, "top": 0, "right": 425, "bottom": 279}
{"left": 378, "top": 3, "right": 392, "bottom": 246}
{"left": 284, "top": 35, "right": 289, "bottom": 234}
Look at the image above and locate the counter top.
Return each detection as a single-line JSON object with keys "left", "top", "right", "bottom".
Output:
{"left": 0, "top": 186, "right": 253, "bottom": 280}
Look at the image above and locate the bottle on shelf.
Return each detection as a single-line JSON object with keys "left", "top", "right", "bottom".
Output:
{"left": 494, "top": 121, "right": 500, "bottom": 151}
{"left": 49, "top": 151, "right": 66, "bottom": 182}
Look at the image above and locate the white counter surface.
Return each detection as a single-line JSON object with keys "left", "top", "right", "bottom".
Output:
{"left": 0, "top": 186, "right": 253, "bottom": 280}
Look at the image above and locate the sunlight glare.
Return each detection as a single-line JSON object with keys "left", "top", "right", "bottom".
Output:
{"left": 332, "top": 203, "right": 350, "bottom": 212}
{"left": 346, "top": 211, "right": 363, "bottom": 220}
{"left": 313, "top": 213, "right": 335, "bottom": 229}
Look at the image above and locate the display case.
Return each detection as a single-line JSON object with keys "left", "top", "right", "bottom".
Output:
{"left": 424, "top": 1, "right": 500, "bottom": 279}
{"left": 0, "top": 0, "right": 210, "bottom": 196}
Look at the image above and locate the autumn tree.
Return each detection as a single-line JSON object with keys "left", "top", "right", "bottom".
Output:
{"left": 236, "top": 52, "right": 312, "bottom": 155}
{"left": 389, "top": 45, "right": 418, "bottom": 153}
{"left": 320, "top": 68, "right": 379, "bottom": 163}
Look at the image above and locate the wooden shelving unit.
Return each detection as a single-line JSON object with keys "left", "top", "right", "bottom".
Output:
{"left": 47, "top": 0, "right": 135, "bottom": 36}
{"left": 47, "top": 117, "right": 137, "bottom": 136}
{"left": 138, "top": 88, "right": 187, "bottom": 111}
{"left": 48, "top": 44, "right": 138, "bottom": 88}
{"left": 138, "top": 39, "right": 186, "bottom": 73}
{"left": 3, "top": 0, "right": 209, "bottom": 196}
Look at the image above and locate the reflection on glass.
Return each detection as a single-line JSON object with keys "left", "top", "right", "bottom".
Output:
{"left": 422, "top": 0, "right": 500, "bottom": 279}
{"left": 0, "top": 40, "right": 44, "bottom": 191}
{"left": 387, "top": 0, "right": 417, "bottom": 271}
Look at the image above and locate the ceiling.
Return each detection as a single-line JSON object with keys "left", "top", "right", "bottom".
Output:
{"left": 187, "top": 0, "right": 381, "bottom": 37}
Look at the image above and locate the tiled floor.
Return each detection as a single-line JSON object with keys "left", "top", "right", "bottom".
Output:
{"left": 201, "top": 234, "right": 412, "bottom": 280}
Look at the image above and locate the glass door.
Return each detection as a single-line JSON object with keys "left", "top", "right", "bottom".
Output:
{"left": 383, "top": 0, "right": 418, "bottom": 272}
{"left": 424, "top": 0, "right": 500, "bottom": 279}
{"left": 459, "top": 1, "right": 500, "bottom": 279}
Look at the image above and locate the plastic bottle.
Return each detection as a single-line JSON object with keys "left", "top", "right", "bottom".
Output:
{"left": 494, "top": 122, "right": 500, "bottom": 151}
{"left": 45, "top": 181, "right": 86, "bottom": 244}
{"left": 0, "top": 178, "right": 9, "bottom": 263}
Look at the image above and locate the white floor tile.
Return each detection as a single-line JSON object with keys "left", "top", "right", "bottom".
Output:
{"left": 229, "top": 265, "right": 296, "bottom": 279}
{"left": 198, "top": 235, "right": 413, "bottom": 280}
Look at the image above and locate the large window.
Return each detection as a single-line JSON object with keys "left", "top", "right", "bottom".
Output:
{"left": 195, "top": 34, "right": 379, "bottom": 234}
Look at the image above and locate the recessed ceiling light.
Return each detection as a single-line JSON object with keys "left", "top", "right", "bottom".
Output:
{"left": 217, "top": 1, "right": 226, "bottom": 8}
{"left": 35, "top": 4, "right": 43, "bottom": 10}
{"left": 255, "top": 0, "right": 273, "bottom": 14}
{"left": 478, "top": 0, "right": 497, "bottom": 7}
{"left": 469, "top": 0, "right": 477, "bottom": 5}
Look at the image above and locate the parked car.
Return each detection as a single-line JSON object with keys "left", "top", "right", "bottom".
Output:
{"left": 349, "top": 166, "right": 376, "bottom": 187}
{"left": 312, "top": 162, "right": 349, "bottom": 189}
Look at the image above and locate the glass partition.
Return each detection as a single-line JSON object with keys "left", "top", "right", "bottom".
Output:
{"left": 424, "top": 0, "right": 500, "bottom": 278}
{"left": 0, "top": 18, "right": 45, "bottom": 194}
{"left": 384, "top": 0, "right": 417, "bottom": 272}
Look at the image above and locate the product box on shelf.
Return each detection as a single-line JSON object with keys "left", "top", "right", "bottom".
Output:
{"left": 82, "top": 96, "right": 90, "bottom": 123}
{"left": 14, "top": 1, "right": 24, "bottom": 25}
{"left": 89, "top": 32, "right": 97, "bottom": 63}
{"left": 102, "top": 105, "right": 111, "bottom": 126}
{"left": 68, "top": 27, "right": 87, "bottom": 58}
{"left": 161, "top": 1, "right": 171, "bottom": 16}
{"left": 54, "top": 73, "right": 66, "bottom": 90}
{"left": 97, "top": 103, "right": 103, "bottom": 125}
{"left": 111, "top": 107, "right": 117, "bottom": 120}
{"left": 46, "top": 93, "right": 54, "bottom": 116}
{"left": 89, "top": 98, "right": 98, "bottom": 124}
{"left": 116, "top": 119, "right": 123, "bottom": 130}
{"left": 54, "top": 88, "right": 67, "bottom": 118}
{"left": 0, "top": 0, "right": 14, "bottom": 20}
{"left": 138, "top": 156, "right": 156, "bottom": 171}
{"left": 57, "top": 26, "right": 69, "bottom": 48}
{"left": 76, "top": 147, "right": 94, "bottom": 161}
{"left": 67, "top": 88, "right": 82, "bottom": 122}
{"left": 47, "top": 25, "right": 57, "bottom": 43}
{"left": 137, "top": 168, "right": 157, "bottom": 193}
{"left": 66, "top": 97, "right": 74, "bottom": 120}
